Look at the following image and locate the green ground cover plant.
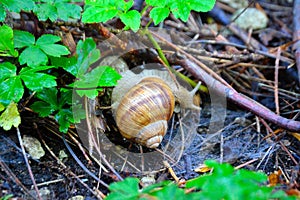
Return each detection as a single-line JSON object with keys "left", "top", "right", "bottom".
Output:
{"left": 0, "top": 0, "right": 216, "bottom": 132}
{"left": 2, "top": 1, "right": 295, "bottom": 200}
{"left": 106, "top": 160, "right": 295, "bottom": 200}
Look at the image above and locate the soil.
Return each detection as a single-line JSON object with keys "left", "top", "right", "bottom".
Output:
{"left": 1, "top": 103, "right": 299, "bottom": 199}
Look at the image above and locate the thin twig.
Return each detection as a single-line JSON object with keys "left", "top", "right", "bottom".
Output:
{"left": 34, "top": 123, "right": 104, "bottom": 199}
{"left": 259, "top": 119, "right": 298, "bottom": 165}
{"left": 234, "top": 158, "right": 259, "bottom": 170}
{"left": 62, "top": 134, "right": 109, "bottom": 188}
{"left": 167, "top": 55, "right": 300, "bottom": 132}
{"left": 274, "top": 48, "right": 281, "bottom": 115}
{"left": 163, "top": 161, "right": 180, "bottom": 182}
{"left": 84, "top": 97, "right": 123, "bottom": 181}
{"left": 16, "top": 127, "right": 42, "bottom": 200}
{"left": 150, "top": 30, "right": 233, "bottom": 89}
{"left": 0, "top": 157, "right": 36, "bottom": 199}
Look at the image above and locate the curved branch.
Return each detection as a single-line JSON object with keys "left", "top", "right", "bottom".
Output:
{"left": 168, "top": 55, "right": 300, "bottom": 132}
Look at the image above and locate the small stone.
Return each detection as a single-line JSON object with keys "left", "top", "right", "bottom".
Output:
{"left": 27, "top": 187, "right": 51, "bottom": 200}
{"left": 232, "top": 8, "right": 268, "bottom": 30}
{"left": 22, "top": 135, "right": 45, "bottom": 159}
{"left": 59, "top": 150, "right": 68, "bottom": 161}
{"left": 141, "top": 175, "right": 155, "bottom": 187}
{"left": 68, "top": 195, "right": 84, "bottom": 200}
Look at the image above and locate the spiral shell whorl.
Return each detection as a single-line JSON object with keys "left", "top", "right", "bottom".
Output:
{"left": 111, "top": 68, "right": 200, "bottom": 148}
{"left": 113, "top": 76, "right": 175, "bottom": 148}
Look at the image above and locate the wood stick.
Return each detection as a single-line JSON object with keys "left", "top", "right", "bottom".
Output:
{"left": 167, "top": 55, "right": 300, "bottom": 132}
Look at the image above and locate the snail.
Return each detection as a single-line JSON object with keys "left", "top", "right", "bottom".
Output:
{"left": 111, "top": 66, "right": 200, "bottom": 148}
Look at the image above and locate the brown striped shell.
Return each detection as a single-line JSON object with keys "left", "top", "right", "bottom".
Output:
{"left": 111, "top": 68, "right": 200, "bottom": 149}
{"left": 114, "top": 77, "right": 175, "bottom": 148}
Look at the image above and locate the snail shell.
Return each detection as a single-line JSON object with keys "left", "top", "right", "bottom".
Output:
{"left": 111, "top": 68, "right": 200, "bottom": 148}
{"left": 114, "top": 77, "right": 175, "bottom": 148}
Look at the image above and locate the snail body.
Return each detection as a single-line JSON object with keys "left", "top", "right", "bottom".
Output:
{"left": 111, "top": 68, "right": 200, "bottom": 148}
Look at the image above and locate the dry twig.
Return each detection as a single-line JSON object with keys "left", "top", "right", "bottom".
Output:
{"left": 167, "top": 55, "right": 300, "bottom": 132}
{"left": 16, "top": 127, "right": 42, "bottom": 200}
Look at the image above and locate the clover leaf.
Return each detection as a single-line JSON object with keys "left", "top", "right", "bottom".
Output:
{"left": 82, "top": 0, "right": 140, "bottom": 31}
{"left": 0, "top": 62, "right": 57, "bottom": 106}
{"left": 146, "top": 0, "right": 216, "bottom": 24}
{"left": 33, "top": 0, "right": 82, "bottom": 22}
{"left": 0, "top": 0, "right": 35, "bottom": 21}
{"left": 31, "top": 88, "right": 85, "bottom": 133}
{"left": 0, "top": 25, "right": 18, "bottom": 57}
{"left": 0, "top": 102, "right": 21, "bottom": 130}
{"left": 74, "top": 66, "right": 121, "bottom": 98}
{"left": 14, "top": 30, "right": 70, "bottom": 67}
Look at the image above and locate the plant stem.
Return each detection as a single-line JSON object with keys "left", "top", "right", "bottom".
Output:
{"left": 140, "top": 5, "right": 150, "bottom": 16}
{"left": 144, "top": 28, "right": 208, "bottom": 92}
{"left": 145, "top": 28, "right": 170, "bottom": 66}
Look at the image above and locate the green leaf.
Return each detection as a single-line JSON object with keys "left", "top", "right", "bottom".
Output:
{"left": 82, "top": 6, "right": 118, "bottom": 23}
{"left": 1, "top": 0, "right": 35, "bottom": 12}
{"left": 96, "top": 66, "right": 121, "bottom": 86}
{"left": 19, "top": 46, "right": 48, "bottom": 67}
{"left": 270, "top": 190, "right": 297, "bottom": 200}
{"left": 149, "top": 183, "right": 185, "bottom": 200}
{"left": 15, "top": 32, "right": 69, "bottom": 66}
{"left": 119, "top": 10, "right": 141, "bottom": 32}
{"left": 235, "top": 169, "right": 267, "bottom": 183}
{"left": 55, "top": 108, "right": 73, "bottom": 132}
{"left": 169, "top": 1, "right": 191, "bottom": 22}
{"left": 145, "top": 0, "right": 168, "bottom": 7}
{"left": 0, "top": 102, "right": 21, "bottom": 130}
{"left": 0, "top": 25, "right": 18, "bottom": 57}
{"left": 75, "top": 38, "right": 100, "bottom": 76}
{"left": 0, "top": 62, "right": 17, "bottom": 81}
{"left": 122, "top": 0, "right": 134, "bottom": 12}
{"left": 84, "top": 0, "right": 102, "bottom": 6}
{"left": 39, "top": 43, "right": 70, "bottom": 57}
{"left": 36, "top": 34, "right": 61, "bottom": 45}
{"left": 205, "top": 160, "right": 234, "bottom": 176}
{"left": 34, "top": 87, "right": 59, "bottom": 109}
{"left": 73, "top": 82, "right": 100, "bottom": 99}
{"left": 106, "top": 178, "right": 140, "bottom": 200}
{"left": 74, "top": 66, "right": 120, "bottom": 98}
{"left": 20, "top": 70, "right": 57, "bottom": 91}
{"left": 76, "top": 66, "right": 114, "bottom": 87}
{"left": 105, "top": 160, "right": 297, "bottom": 200}
{"left": 150, "top": 7, "right": 170, "bottom": 25}
{"left": 76, "top": 38, "right": 99, "bottom": 64}
{"left": 55, "top": 1, "right": 82, "bottom": 21}
{"left": 0, "top": 5, "right": 6, "bottom": 21}
{"left": 0, "top": 77, "right": 23, "bottom": 106}
{"left": 50, "top": 56, "right": 77, "bottom": 75}
{"left": 30, "top": 101, "right": 55, "bottom": 117}
{"left": 185, "top": 160, "right": 285, "bottom": 200}
{"left": 13, "top": 30, "right": 35, "bottom": 48}
{"left": 55, "top": 109, "right": 74, "bottom": 133}
{"left": 30, "top": 87, "right": 78, "bottom": 133}
{"left": 58, "top": 39, "right": 102, "bottom": 100}
{"left": 141, "top": 180, "right": 171, "bottom": 194}
{"left": 34, "top": 3, "right": 57, "bottom": 21}
{"left": 0, "top": 103, "right": 4, "bottom": 112}
{"left": 71, "top": 104, "right": 86, "bottom": 122}
{"left": 169, "top": 0, "right": 216, "bottom": 22}
{"left": 188, "top": 0, "right": 216, "bottom": 12}
{"left": 57, "top": 89, "right": 73, "bottom": 106}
